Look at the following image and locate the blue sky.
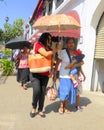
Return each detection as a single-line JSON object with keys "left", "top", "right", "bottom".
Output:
{"left": 0, "top": 0, "right": 38, "bottom": 29}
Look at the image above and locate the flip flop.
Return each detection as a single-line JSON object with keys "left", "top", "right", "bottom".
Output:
{"left": 30, "top": 112, "right": 36, "bottom": 118}
{"left": 38, "top": 112, "right": 46, "bottom": 118}
{"left": 64, "top": 109, "right": 70, "bottom": 114}
{"left": 23, "top": 85, "right": 27, "bottom": 90}
{"left": 58, "top": 107, "right": 64, "bottom": 114}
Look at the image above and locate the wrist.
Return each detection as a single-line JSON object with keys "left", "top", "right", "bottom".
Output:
{"left": 53, "top": 71, "right": 57, "bottom": 74}
{"left": 53, "top": 71, "right": 57, "bottom": 76}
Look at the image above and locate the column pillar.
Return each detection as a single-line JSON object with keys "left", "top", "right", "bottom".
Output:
{"left": 52, "top": 0, "right": 57, "bottom": 13}
{"left": 45, "top": 1, "right": 49, "bottom": 16}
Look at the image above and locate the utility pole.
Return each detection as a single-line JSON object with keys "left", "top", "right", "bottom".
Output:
{"left": 4, "top": 16, "right": 9, "bottom": 50}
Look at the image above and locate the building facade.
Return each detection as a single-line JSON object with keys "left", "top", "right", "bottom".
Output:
{"left": 29, "top": 0, "right": 104, "bottom": 92}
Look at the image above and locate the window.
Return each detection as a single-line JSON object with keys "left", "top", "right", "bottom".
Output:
{"left": 48, "top": 0, "right": 53, "bottom": 15}
{"left": 42, "top": 6, "right": 46, "bottom": 16}
{"left": 30, "top": 23, "right": 33, "bottom": 35}
{"left": 56, "top": 0, "right": 64, "bottom": 8}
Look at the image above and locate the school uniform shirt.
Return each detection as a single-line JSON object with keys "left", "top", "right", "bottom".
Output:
{"left": 58, "top": 49, "right": 71, "bottom": 78}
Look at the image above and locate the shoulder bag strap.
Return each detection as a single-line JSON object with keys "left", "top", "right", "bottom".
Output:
{"left": 33, "top": 42, "right": 42, "bottom": 55}
{"left": 33, "top": 43, "right": 37, "bottom": 55}
{"left": 66, "top": 48, "right": 72, "bottom": 62}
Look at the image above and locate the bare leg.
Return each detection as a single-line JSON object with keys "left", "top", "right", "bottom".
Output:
{"left": 69, "top": 74, "right": 78, "bottom": 88}
{"left": 22, "top": 84, "right": 27, "bottom": 90}
{"left": 63, "top": 100, "right": 70, "bottom": 113}
{"left": 69, "top": 74, "right": 76, "bottom": 82}
{"left": 31, "top": 108, "right": 36, "bottom": 113}
{"left": 58, "top": 101, "right": 64, "bottom": 114}
{"left": 76, "top": 95, "right": 82, "bottom": 112}
{"left": 76, "top": 95, "right": 80, "bottom": 107}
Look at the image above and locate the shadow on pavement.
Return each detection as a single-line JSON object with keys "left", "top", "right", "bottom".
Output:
{"left": 80, "top": 96, "right": 92, "bottom": 107}
{"left": 45, "top": 101, "right": 60, "bottom": 114}
{"left": 45, "top": 96, "right": 91, "bottom": 114}
{"left": 0, "top": 75, "right": 8, "bottom": 84}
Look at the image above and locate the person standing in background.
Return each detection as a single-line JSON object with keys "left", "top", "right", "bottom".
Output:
{"left": 24, "top": 20, "right": 30, "bottom": 40}
{"left": 17, "top": 46, "right": 30, "bottom": 90}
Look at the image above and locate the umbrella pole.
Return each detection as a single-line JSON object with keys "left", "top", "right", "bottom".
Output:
{"left": 58, "top": 37, "right": 61, "bottom": 43}
{"left": 58, "top": 23, "right": 61, "bottom": 44}
{"left": 58, "top": 37, "right": 63, "bottom": 50}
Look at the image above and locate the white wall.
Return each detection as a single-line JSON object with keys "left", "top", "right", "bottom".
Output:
{"left": 78, "top": 0, "right": 104, "bottom": 90}
{"left": 77, "top": 0, "right": 104, "bottom": 90}
{"left": 54, "top": 0, "right": 104, "bottom": 90}
{"left": 81, "top": 0, "right": 104, "bottom": 90}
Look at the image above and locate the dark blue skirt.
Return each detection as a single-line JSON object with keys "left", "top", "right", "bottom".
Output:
{"left": 17, "top": 68, "right": 30, "bottom": 84}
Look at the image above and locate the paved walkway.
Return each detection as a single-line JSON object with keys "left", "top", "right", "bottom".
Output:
{"left": 0, "top": 76, "right": 104, "bottom": 130}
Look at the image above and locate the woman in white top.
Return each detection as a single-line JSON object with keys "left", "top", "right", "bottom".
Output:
{"left": 53, "top": 38, "right": 83, "bottom": 114}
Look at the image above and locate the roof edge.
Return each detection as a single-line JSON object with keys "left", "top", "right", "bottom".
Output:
{"left": 29, "top": 0, "right": 42, "bottom": 24}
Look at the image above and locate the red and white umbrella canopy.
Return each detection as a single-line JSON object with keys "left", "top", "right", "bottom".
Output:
{"left": 30, "top": 11, "right": 81, "bottom": 42}
{"left": 33, "top": 13, "right": 80, "bottom": 31}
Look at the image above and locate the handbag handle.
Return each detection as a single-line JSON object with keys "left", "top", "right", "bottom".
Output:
{"left": 52, "top": 82, "right": 57, "bottom": 89}
{"left": 33, "top": 43, "right": 37, "bottom": 55}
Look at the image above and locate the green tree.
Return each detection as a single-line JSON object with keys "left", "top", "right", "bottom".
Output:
{"left": 0, "top": 28, "right": 4, "bottom": 43}
{"left": 3, "top": 23, "right": 14, "bottom": 43}
{"left": 3, "top": 18, "right": 24, "bottom": 43}
{"left": 13, "top": 18, "right": 24, "bottom": 36}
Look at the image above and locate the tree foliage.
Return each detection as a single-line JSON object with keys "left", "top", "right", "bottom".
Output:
{"left": 0, "top": 18, "right": 24, "bottom": 43}
{"left": 0, "top": 28, "right": 4, "bottom": 42}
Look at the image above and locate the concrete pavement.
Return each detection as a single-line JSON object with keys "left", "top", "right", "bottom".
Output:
{"left": 0, "top": 76, "right": 104, "bottom": 130}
